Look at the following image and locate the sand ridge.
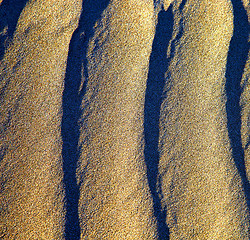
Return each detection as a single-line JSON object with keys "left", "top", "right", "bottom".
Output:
{"left": 0, "top": 0, "right": 249, "bottom": 239}
{"left": 0, "top": 0, "right": 82, "bottom": 239}
{"left": 158, "top": 1, "right": 249, "bottom": 238}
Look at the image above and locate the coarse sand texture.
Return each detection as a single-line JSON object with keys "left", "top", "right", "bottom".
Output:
{"left": 77, "top": 0, "right": 159, "bottom": 239}
{"left": 158, "top": 1, "right": 249, "bottom": 239}
{"left": 0, "top": 0, "right": 249, "bottom": 239}
{"left": 0, "top": 1, "right": 82, "bottom": 239}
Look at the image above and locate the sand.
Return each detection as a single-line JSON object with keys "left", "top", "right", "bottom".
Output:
{"left": 0, "top": 0, "right": 249, "bottom": 239}
{"left": 158, "top": 1, "right": 249, "bottom": 239}
{"left": 77, "top": 1, "right": 158, "bottom": 239}
{"left": 0, "top": 0, "right": 82, "bottom": 239}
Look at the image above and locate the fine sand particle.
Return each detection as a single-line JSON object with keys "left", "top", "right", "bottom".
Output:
{"left": 0, "top": 1, "right": 82, "bottom": 239}
{"left": 0, "top": 0, "right": 249, "bottom": 239}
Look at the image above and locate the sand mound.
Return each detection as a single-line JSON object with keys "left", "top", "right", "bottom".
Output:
{"left": 0, "top": 0, "right": 249, "bottom": 239}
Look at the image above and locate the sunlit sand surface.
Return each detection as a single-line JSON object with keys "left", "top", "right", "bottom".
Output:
{"left": 0, "top": 0, "right": 249, "bottom": 239}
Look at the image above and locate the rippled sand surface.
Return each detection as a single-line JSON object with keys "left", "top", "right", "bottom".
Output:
{"left": 0, "top": 0, "right": 249, "bottom": 239}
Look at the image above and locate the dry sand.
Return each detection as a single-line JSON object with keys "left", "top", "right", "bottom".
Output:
{"left": 158, "top": 1, "right": 249, "bottom": 239}
{"left": 0, "top": 0, "right": 82, "bottom": 239}
{"left": 77, "top": 0, "right": 158, "bottom": 239}
{"left": 0, "top": 0, "right": 249, "bottom": 239}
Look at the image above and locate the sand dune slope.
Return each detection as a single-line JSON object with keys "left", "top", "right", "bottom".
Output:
{"left": 77, "top": 1, "right": 159, "bottom": 239}
{"left": 158, "top": 1, "right": 249, "bottom": 239}
{"left": 0, "top": 1, "right": 82, "bottom": 239}
{"left": 0, "top": 0, "right": 249, "bottom": 239}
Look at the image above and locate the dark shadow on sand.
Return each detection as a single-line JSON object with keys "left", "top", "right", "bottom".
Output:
{"left": 0, "top": 0, "right": 28, "bottom": 59}
{"left": 144, "top": 6, "right": 174, "bottom": 240}
{"left": 225, "top": 0, "right": 250, "bottom": 208}
{"left": 61, "top": 1, "right": 110, "bottom": 239}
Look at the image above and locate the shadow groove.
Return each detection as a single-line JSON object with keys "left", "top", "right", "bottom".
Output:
{"left": 61, "top": 1, "right": 110, "bottom": 239}
{"left": 0, "top": 0, "right": 28, "bottom": 59}
{"left": 144, "top": 6, "right": 173, "bottom": 240}
{"left": 225, "top": 0, "right": 250, "bottom": 208}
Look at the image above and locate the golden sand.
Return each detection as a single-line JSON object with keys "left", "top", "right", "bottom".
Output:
{"left": 159, "top": 1, "right": 249, "bottom": 239}
{"left": 0, "top": 0, "right": 82, "bottom": 239}
{"left": 77, "top": 0, "right": 158, "bottom": 238}
{"left": 0, "top": 0, "right": 249, "bottom": 239}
